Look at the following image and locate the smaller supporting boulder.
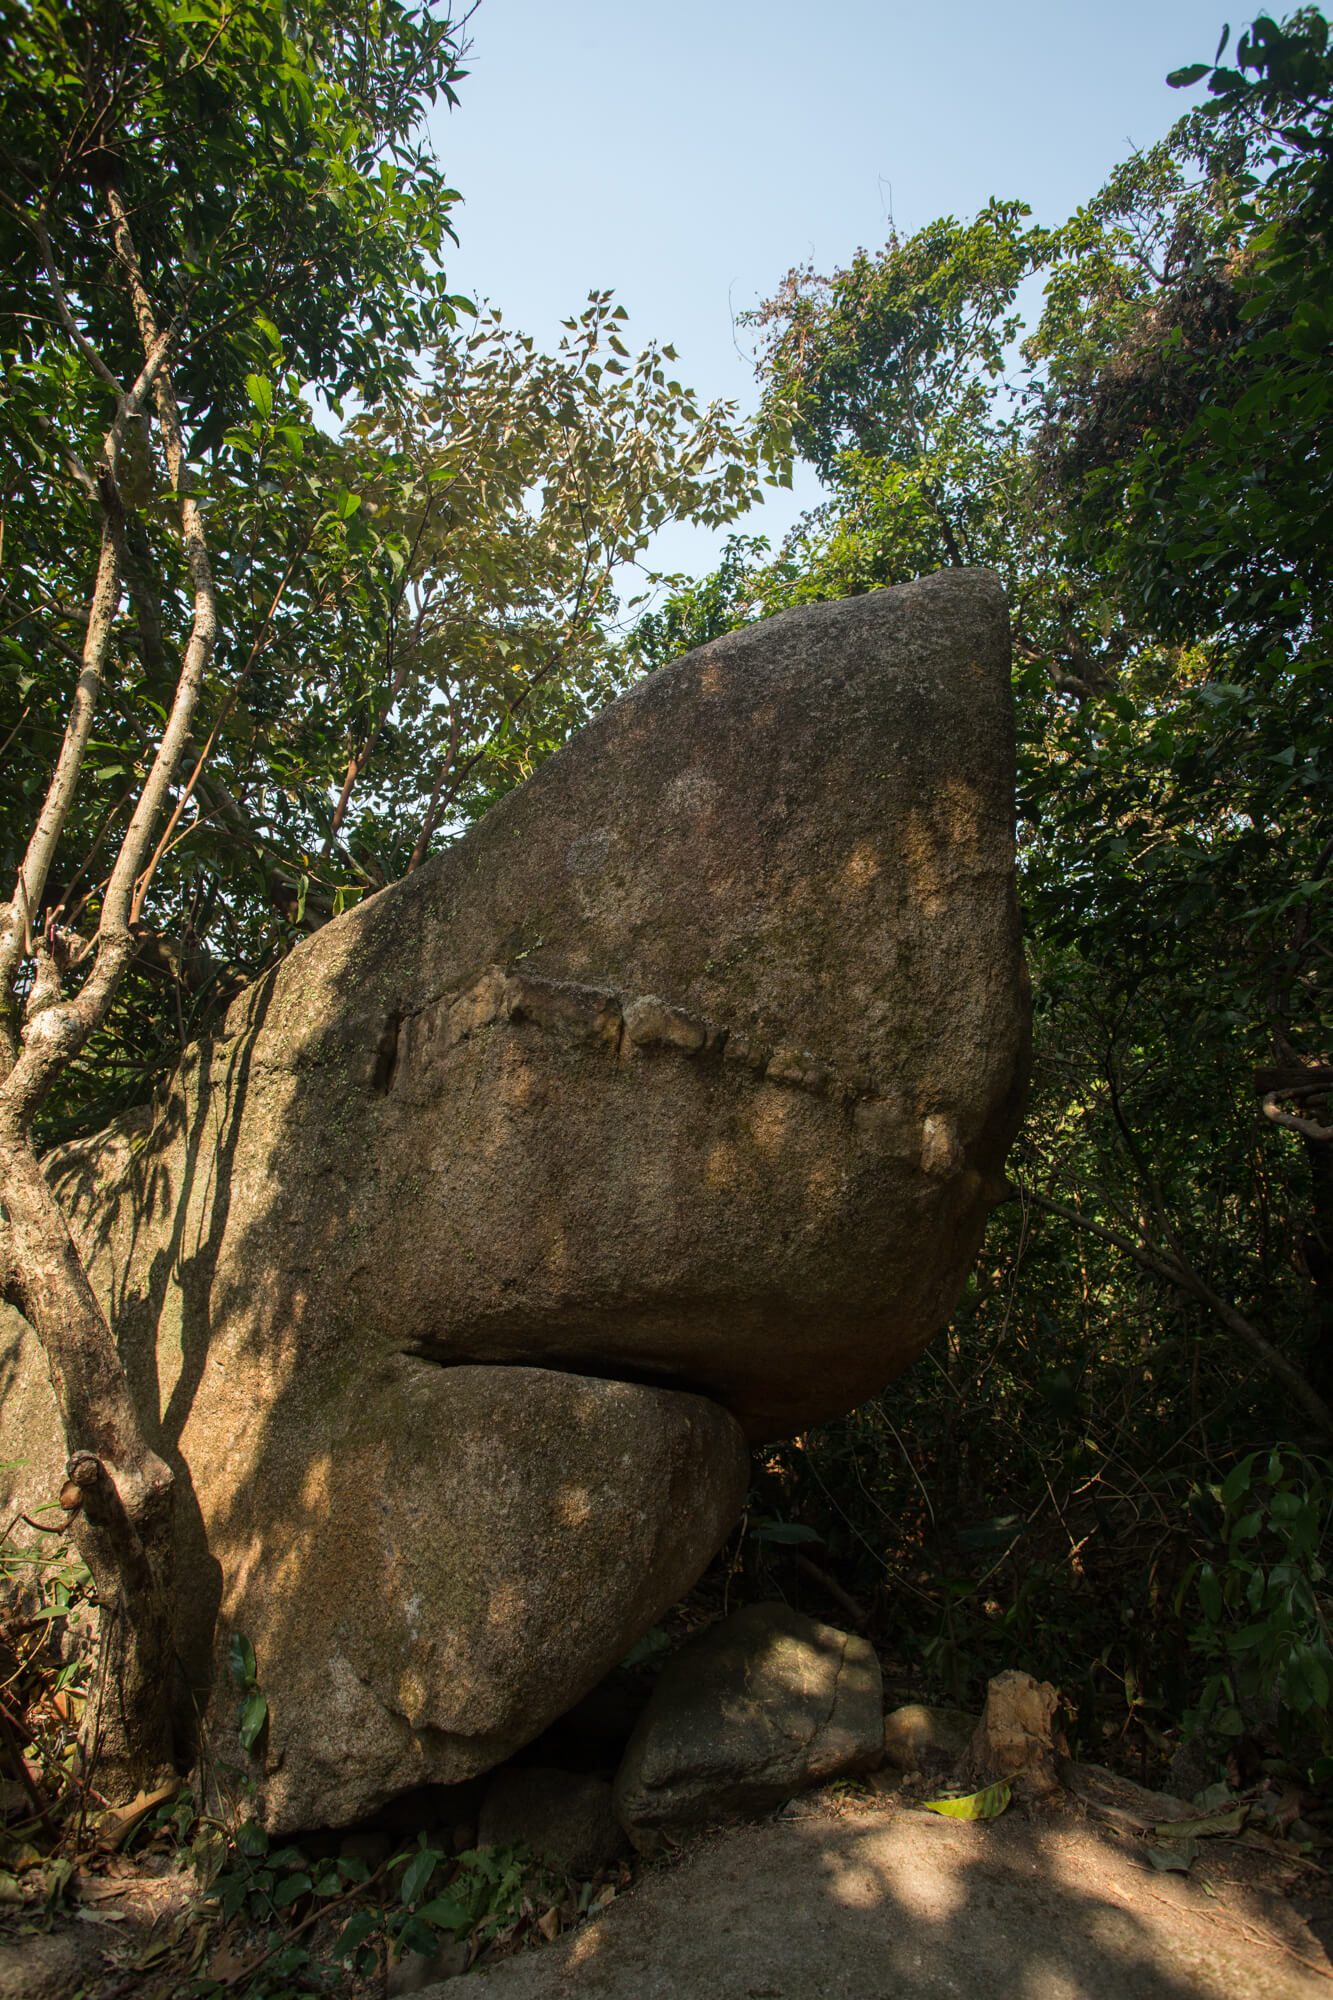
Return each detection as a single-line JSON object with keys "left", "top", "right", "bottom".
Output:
{"left": 613, "top": 1603, "right": 882, "bottom": 1854}
{"left": 232, "top": 1365, "right": 749, "bottom": 1833}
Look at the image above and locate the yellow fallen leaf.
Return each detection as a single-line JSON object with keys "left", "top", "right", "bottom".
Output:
{"left": 922, "top": 1780, "right": 1012, "bottom": 1821}
{"left": 537, "top": 1907, "right": 561, "bottom": 1942}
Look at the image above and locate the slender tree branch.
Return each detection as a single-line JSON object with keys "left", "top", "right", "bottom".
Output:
{"left": 1263, "top": 1094, "right": 1333, "bottom": 1143}
{"left": 0, "top": 516, "right": 121, "bottom": 1038}
{"left": 405, "top": 697, "right": 460, "bottom": 874}
{"left": 323, "top": 497, "right": 435, "bottom": 857}
{"left": 132, "top": 537, "right": 310, "bottom": 922}
{"left": 0, "top": 192, "right": 123, "bottom": 396}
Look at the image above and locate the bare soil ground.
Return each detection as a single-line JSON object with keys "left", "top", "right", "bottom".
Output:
{"left": 461, "top": 1788, "right": 1333, "bottom": 2000}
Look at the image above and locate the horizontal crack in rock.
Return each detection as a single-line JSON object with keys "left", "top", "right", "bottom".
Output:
{"left": 388, "top": 963, "right": 901, "bottom": 1117}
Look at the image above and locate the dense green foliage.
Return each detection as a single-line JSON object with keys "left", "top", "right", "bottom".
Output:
{"left": 664, "top": 10, "right": 1333, "bottom": 1787}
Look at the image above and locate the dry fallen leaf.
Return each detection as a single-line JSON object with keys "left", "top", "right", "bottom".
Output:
{"left": 1153, "top": 1806, "right": 1248, "bottom": 1840}
{"left": 207, "top": 1939, "right": 256, "bottom": 1982}
{"left": 1147, "top": 1837, "right": 1200, "bottom": 1874}
{"left": 537, "top": 1906, "right": 561, "bottom": 1941}
{"left": 94, "top": 1779, "right": 179, "bottom": 1853}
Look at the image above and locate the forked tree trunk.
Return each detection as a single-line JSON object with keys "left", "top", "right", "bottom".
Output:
{"left": 0, "top": 185, "right": 216, "bottom": 1802}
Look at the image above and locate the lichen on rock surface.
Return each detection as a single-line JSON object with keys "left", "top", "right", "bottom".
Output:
{"left": 1, "top": 567, "right": 1028, "bottom": 1830}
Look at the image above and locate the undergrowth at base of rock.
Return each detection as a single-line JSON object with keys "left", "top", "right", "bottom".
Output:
{"left": 0, "top": 1507, "right": 636, "bottom": 1996}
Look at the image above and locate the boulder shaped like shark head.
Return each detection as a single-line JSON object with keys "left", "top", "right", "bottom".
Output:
{"left": 5, "top": 566, "right": 1028, "bottom": 1829}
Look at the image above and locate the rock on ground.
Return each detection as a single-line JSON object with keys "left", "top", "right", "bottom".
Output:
{"left": 478, "top": 1768, "right": 628, "bottom": 1877}
{"left": 967, "top": 1669, "right": 1065, "bottom": 1794}
{"left": 453, "top": 1802, "right": 1331, "bottom": 2000}
{"left": 2, "top": 566, "right": 1027, "bottom": 1829}
{"left": 388, "top": 1938, "right": 470, "bottom": 1993}
{"left": 614, "top": 1604, "right": 883, "bottom": 1853}
{"left": 882, "top": 1703, "right": 978, "bottom": 1774}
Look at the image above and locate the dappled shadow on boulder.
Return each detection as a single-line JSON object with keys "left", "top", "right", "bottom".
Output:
{"left": 2, "top": 569, "right": 1030, "bottom": 1831}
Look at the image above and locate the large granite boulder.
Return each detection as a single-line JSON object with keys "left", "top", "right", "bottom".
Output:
{"left": 1, "top": 566, "right": 1027, "bottom": 1830}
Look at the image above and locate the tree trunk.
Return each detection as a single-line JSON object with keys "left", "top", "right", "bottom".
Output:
{"left": 0, "top": 1126, "right": 176, "bottom": 1797}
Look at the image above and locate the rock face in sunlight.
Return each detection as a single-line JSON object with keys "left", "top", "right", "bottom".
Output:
{"left": 239, "top": 1365, "right": 748, "bottom": 1831}
{"left": 1, "top": 566, "right": 1028, "bottom": 1830}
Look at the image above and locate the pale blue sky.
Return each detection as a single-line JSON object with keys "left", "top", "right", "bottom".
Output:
{"left": 428, "top": 0, "right": 1233, "bottom": 586}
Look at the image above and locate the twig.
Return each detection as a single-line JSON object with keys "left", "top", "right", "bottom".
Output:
{"left": 0, "top": 1700, "right": 59, "bottom": 1840}
{"left": 1138, "top": 1881, "right": 1333, "bottom": 1982}
{"left": 0, "top": 1508, "right": 71, "bottom": 1546}
{"left": 219, "top": 1854, "right": 392, "bottom": 1989}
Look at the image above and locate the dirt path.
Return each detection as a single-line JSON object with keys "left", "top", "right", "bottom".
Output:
{"left": 459, "top": 1795, "right": 1332, "bottom": 2000}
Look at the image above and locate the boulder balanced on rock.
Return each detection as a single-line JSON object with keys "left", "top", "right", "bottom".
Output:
{"left": 1, "top": 567, "right": 1028, "bottom": 1831}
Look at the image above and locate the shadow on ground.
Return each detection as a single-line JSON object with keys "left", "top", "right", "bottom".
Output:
{"left": 457, "top": 1798, "right": 1331, "bottom": 2000}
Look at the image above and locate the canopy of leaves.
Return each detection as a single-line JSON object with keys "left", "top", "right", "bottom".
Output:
{"left": 0, "top": 2, "right": 780, "bottom": 1138}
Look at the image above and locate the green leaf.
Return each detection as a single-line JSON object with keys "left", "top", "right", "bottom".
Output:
{"left": 273, "top": 1870, "right": 311, "bottom": 1907}
{"left": 1154, "top": 1805, "right": 1247, "bottom": 1838}
{"left": 1166, "top": 62, "right": 1211, "bottom": 88}
{"left": 414, "top": 1891, "right": 472, "bottom": 1933}
{"left": 750, "top": 1519, "right": 823, "bottom": 1546}
{"left": 334, "top": 1910, "right": 379, "bottom": 1962}
{"left": 954, "top": 1514, "right": 1022, "bottom": 1551}
{"left": 1221, "top": 1457, "right": 1255, "bottom": 1510}
{"left": 621, "top": 1627, "right": 672, "bottom": 1671}
{"left": 1147, "top": 1836, "right": 1199, "bottom": 1871}
{"left": 227, "top": 1632, "right": 257, "bottom": 1689}
{"left": 1197, "top": 1564, "right": 1224, "bottom": 1623}
{"left": 922, "top": 1780, "right": 1011, "bottom": 1820}
{"left": 239, "top": 1690, "right": 268, "bottom": 1751}
{"left": 234, "top": 1819, "right": 268, "bottom": 1860}
{"left": 400, "top": 1847, "right": 442, "bottom": 1907}
{"left": 244, "top": 374, "right": 273, "bottom": 421}
{"left": 268, "top": 1944, "right": 311, "bottom": 1978}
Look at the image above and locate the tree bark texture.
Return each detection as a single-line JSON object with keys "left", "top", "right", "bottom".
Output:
{"left": 0, "top": 1130, "right": 176, "bottom": 1795}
